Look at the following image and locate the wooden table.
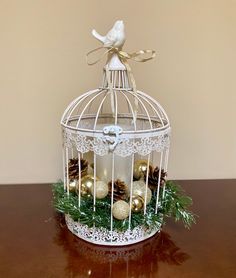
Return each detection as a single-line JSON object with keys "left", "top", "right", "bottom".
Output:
{"left": 0, "top": 180, "right": 235, "bottom": 277}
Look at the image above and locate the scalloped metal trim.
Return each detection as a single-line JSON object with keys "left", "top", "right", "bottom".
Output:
{"left": 65, "top": 215, "right": 161, "bottom": 246}
{"left": 63, "top": 128, "right": 170, "bottom": 156}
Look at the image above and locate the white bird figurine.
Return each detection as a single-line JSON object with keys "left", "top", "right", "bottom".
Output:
{"left": 92, "top": 20, "right": 125, "bottom": 49}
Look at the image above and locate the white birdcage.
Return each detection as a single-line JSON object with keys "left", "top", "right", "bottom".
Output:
{"left": 60, "top": 21, "right": 171, "bottom": 246}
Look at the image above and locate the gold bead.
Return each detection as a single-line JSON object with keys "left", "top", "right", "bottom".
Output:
{"left": 112, "top": 200, "right": 130, "bottom": 220}
{"left": 91, "top": 180, "right": 109, "bottom": 199}
{"left": 80, "top": 175, "right": 96, "bottom": 197}
{"left": 131, "top": 196, "right": 144, "bottom": 212}
{"left": 132, "top": 180, "right": 152, "bottom": 204}
{"left": 133, "top": 160, "right": 152, "bottom": 180}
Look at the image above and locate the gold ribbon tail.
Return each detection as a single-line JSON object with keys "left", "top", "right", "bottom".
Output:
{"left": 86, "top": 47, "right": 110, "bottom": 65}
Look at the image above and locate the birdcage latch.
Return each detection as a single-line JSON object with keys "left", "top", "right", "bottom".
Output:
{"left": 102, "top": 125, "right": 123, "bottom": 151}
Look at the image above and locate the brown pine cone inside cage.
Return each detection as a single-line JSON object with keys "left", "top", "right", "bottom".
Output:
{"left": 68, "top": 158, "right": 88, "bottom": 180}
{"left": 108, "top": 179, "right": 128, "bottom": 202}
{"left": 145, "top": 166, "right": 167, "bottom": 191}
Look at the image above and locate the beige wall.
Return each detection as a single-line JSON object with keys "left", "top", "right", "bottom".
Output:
{"left": 0, "top": 0, "right": 235, "bottom": 184}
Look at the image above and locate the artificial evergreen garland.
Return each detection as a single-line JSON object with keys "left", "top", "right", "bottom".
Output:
{"left": 52, "top": 180, "right": 196, "bottom": 232}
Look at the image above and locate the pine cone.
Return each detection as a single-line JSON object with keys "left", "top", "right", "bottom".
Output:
{"left": 145, "top": 167, "right": 167, "bottom": 191}
{"left": 108, "top": 179, "right": 128, "bottom": 202}
{"left": 68, "top": 158, "right": 88, "bottom": 180}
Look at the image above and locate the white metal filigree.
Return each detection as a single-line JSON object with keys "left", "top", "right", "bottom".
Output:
{"left": 65, "top": 214, "right": 161, "bottom": 246}
{"left": 63, "top": 127, "right": 170, "bottom": 156}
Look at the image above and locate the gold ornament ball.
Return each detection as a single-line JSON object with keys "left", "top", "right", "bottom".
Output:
{"left": 132, "top": 180, "right": 152, "bottom": 204}
{"left": 80, "top": 175, "right": 96, "bottom": 197}
{"left": 133, "top": 160, "right": 152, "bottom": 180}
{"left": 131, "top": 196, "right": 144, "bottom": 212}
{"left": 68, "top": 179, "right": 77, "bottom": 193}
{"left": 112, "top": 200, "right": 130, "bottom": 220}
{"left": 91, "top": 180, "right": 109, "bottom": 199}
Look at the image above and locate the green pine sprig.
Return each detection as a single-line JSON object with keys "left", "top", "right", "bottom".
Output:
{"left": 52, "top": 180, "right": 196, "bottom": 232}
{"left": 161, "top": 181, "right": 197, "bottom": 228}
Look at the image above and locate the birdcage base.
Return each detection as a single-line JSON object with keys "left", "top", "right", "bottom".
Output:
{"left": 65, "top": 214, "right": 161, "bottom": 246}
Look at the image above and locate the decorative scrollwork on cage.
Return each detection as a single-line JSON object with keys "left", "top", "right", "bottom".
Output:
{"left": 63, "top": 128, "right": 170, "bottom": 157}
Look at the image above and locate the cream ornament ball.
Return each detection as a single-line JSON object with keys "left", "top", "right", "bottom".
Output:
{"left": 91, "top": 180, "right": 109, "bottom": 199}
{"left": 112, "top": 200, "right": 130, "bottom": 220}
{"left": 132, "top": 180, "right": 152, "bottom": 204}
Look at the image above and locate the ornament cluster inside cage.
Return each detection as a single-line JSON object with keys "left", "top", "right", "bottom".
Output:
{"left": 60, "top": 21, "right": 171, "bottom": 246}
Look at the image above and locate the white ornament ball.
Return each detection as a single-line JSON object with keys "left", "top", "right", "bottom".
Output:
{"left": 112, "top": 200, "right": 130, "bottom": 220}
{"left": 91, "top": 180, "right": 109, "bottom": 199}
{"left": 132, "top": 180, "right": 152, "bottom": 204}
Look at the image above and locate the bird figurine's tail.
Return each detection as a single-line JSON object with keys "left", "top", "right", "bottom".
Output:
{"left": 92, "top": 29, "right": 106, "bottom": 44}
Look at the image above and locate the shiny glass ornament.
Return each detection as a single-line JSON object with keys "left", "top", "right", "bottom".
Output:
{"left": 132, "top": 180, "right": 152, "bottom": 204}
{"left": 133, "top": 160, "right": 152, "bottom": 180}
{"left": 131, "top": 196, "right": 144, "bottom": 212}
{"left": 68, "top": 179, "right": 77, "bottom": 193}
{"left": 80, "top": 175, "right": 96, "bottom": 197}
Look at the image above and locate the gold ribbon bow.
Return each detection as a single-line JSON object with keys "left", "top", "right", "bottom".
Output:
{"left": 86, "top": 46, "right": 156, "bottom": 119}
{"left": 86, "top": 46, "right": 155, "bottom": 65}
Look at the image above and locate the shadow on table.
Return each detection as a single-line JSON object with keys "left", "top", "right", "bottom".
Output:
{"left": 54, "top": 213, "right": 189, "bottom": 277}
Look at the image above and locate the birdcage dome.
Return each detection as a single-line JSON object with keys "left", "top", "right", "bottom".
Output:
{"left": 61, "top": 59, "right": 170, "bottom": 157}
